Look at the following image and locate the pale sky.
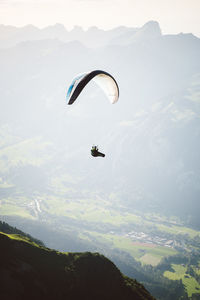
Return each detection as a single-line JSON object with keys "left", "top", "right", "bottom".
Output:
{"left": 0, "top": 0, "right": 200, "bottom": 36}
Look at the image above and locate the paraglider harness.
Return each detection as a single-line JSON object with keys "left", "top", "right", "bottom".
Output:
{"left": 91, "top": 146, "right": 105, "bottom": 157}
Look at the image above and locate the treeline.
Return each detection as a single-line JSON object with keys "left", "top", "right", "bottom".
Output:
{"left": 186, "top": 265, "right": 200, "bottom": 284}
{"left": 161, "top": 253, "right": 200, "bottom": 269}
{"left": 191, "top": 294, "right": 200, "bottom": 300}
{"left": 0, "top": 220, "right": 44, "bottom": 246}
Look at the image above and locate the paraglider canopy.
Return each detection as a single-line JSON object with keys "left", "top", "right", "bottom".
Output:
{"left": 66, "top": 70, "right": 119, "bottom": 105}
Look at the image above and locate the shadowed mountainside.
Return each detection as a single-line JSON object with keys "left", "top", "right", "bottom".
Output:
{"left": 0, "top": 231, "right": 155, "bottom": 300}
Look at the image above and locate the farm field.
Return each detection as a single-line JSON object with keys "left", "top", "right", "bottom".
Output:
{"left": 88, "top": 231, "right": 177, "bottom": 266}
{"left": 164, "top": 264, "right": 200, "bottom": 298}
{"left": 0, "top": 190, "right": 199, "bottom": 265}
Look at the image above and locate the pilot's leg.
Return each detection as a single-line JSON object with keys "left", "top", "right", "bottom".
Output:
{"left": 97, "top": 151, "right": 105, "bottom": 157}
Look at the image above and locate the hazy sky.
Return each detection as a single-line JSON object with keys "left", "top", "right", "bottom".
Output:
{"left": 1, "top": 0, "right": 200, "bottom": 36}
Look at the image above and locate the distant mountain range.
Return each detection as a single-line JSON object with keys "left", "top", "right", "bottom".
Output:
{"left": 0, "top": 21, "right": 162, "bottom": 48}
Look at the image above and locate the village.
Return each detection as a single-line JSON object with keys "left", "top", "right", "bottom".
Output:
{"left": 123, "top": 230, "right": 185, "bottom": 250}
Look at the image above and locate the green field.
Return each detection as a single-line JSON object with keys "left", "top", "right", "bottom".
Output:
{"left": 0, "top": 187, "right": 199, "bottom": 269}
{"left": 83, "top": 231, "right": 177, "bottom": 266}
{"left": 158, "top": 224, "right": 200, "bottom": 239}
{"left": 164, "top": 264, "right": 200, "bottom": 297}
{"left": 0, "top": 203, "right": 34, "bottom": 219}
{"left": 140, "top": 254, "right": 161, "bottom": 266}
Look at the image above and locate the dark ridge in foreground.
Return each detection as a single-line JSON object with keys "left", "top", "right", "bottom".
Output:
{"left": 0, "top": 220, "right": 44, "bottom": 246}
{"left": 0, "top": 232, "right": 155, "bottom": 300}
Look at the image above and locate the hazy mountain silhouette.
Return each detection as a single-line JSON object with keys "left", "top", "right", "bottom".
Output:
{"left": 0, "top": 21, "right": 161, "bottom": 48}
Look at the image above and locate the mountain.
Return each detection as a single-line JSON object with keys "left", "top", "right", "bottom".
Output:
{"left": 0, "top": 230, "right": 155, "bottom": 300}
{"left": 109, "top": 21, "right": 162, "bottom": 45}
{"left": 0, "top": 21, "right": 200, "bottom": 300}
{"left": 0, "top": 21, "right": 161, "bottom": 48}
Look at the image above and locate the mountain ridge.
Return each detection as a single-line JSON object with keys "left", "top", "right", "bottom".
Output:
{"left": 0, "top": 230, "right": 155, "bottom": 300}
{"left": 0, "top": 20, "right": 196, "bottom": 49}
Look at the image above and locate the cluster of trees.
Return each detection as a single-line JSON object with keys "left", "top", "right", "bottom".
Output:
{"left": 191, "top": 294, "right": 200, "bottom": 300}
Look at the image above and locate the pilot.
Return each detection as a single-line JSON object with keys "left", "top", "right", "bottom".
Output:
{"left": 91, "top": 145, "right": 105, "bottom": 157}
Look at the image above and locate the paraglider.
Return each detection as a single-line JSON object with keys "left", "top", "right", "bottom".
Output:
{"left": 91, "top": 145, "right": 105, "bottom": 157}
{"left": 66, "top": 70, "right": 119, "bottom": 105}
{"left": 66, "top": 70, "right": 119, "bottom": 157}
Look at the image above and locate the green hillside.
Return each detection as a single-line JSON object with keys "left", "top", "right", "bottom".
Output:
{"left": 0, "top": 220, "right": 44, "bottom": 246}
{"left": 0, "top": 231, "right": 155, "bottom": 300}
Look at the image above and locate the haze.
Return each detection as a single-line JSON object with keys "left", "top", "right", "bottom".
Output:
{"left": 1, "top": 3, "right": 200, "bottom": 297}
{"left": 1, "top": 0, "right": 200, "bottom": 37}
